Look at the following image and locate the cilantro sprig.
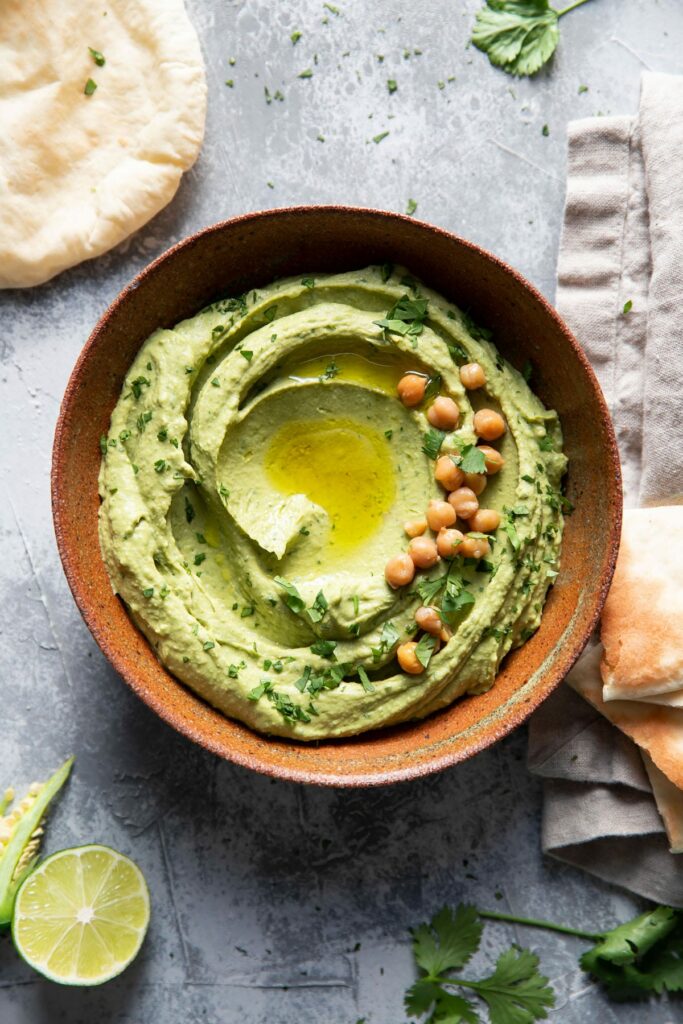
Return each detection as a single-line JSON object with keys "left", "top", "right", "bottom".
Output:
{"left": 479, "top": 904, "right": 683, "bottom": 1001}
{"left": 471, "top": 0, "right": 593, "bottom": 78}
{"left": 374, "top": 294, "right": 429, "bottom": 339}
{"left": 405, "top": 905, "right": 554, "bottom": 1023}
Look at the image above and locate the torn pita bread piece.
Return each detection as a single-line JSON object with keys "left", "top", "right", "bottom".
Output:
{"left": 0, "top": 0, "right": 206, "bottom": 288}
{"left": 569, "top": 644, "right": 683, "bottom": 791}
{"left": 601, "top": 506, "right": 683, "bottom": 702}
{"left": 641, "top": 753, "right": 683, "bottom": 854}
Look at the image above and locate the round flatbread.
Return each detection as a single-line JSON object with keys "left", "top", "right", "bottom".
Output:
{"left": 0, "top": 0, "right": 206, "bottom": 289}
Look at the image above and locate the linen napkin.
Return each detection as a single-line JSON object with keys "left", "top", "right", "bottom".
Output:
{"left": 527, "top": 72, "right": 683, "bottom": 908}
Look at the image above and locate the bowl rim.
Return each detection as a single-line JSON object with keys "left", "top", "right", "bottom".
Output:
{"left": 51, "top": 204, "right": 622, "bottom": 786}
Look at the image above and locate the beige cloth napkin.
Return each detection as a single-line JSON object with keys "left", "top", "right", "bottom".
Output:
{"left": 527, "top": 72, "right": 683, "bottom": 907}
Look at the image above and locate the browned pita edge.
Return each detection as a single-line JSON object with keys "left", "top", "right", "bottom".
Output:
{"left": 641, "top": 753, "right": 683, "bottom": 854}
{"left": 601, "top": 507, "right": 683, "bottom": 700}
{"left": 569, "top": 644, "right": 683, "bottom": 790}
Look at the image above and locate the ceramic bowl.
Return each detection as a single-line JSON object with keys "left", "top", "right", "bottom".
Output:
{"left": 52, "top": 206, "right": 622, "bottom": 786}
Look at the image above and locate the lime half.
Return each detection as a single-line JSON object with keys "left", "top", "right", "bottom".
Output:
{"left": 12, "top": 844, "right": 150, "bottom": 986}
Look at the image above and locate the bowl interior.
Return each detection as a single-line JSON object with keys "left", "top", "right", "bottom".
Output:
{"left": 52, "top": 207, "right": 621, "bottom": 785}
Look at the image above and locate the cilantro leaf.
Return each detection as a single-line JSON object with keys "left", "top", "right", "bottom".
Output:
{"left": 307, "top": 590, "right": 329, "bottom": 623}
{"left": 274, "top": 576, "right": 305, "bottom": 614}
{"left": 414, "top": 633, "right": 437, "bottom": 670}
{"left": 357, "top": 666, "right": 375, "bottom": 693}
{"left": 374, "top": 294, "right": 429, "bottom": 338}
{"left": 459, "top": 444, "right": 487, "bottom": 475}
{"left": 310, "top": 639, "right": 337, "bottom": 659}
{"left": 422, "top": 428, "right": 446, "bottom": 460}
{"left": 471, "top": 1, "right": 561, "bottom": 78}
{"left": 475, "top": 946, "right": 554, "bottom": 1023}
{"left": 416, "top": 571, "right": 448, "bottom": 605}
{"left": 503, "top": 517, "right": 521, "bottom": 552}
{"left": 441, "top": 573, "right": 475, "bottom": 623}
{"left": 412, "top": 906, "right": 483, "bottom": 977}
{"left": 424, "top": 374, "right": 442, "bottom": 402}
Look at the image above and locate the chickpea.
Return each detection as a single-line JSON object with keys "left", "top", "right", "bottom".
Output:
{"left": 427, "top": 396, "right": 460, "bottom": 431}
{"left": 435, "top": 455, "right": 464, "bottom": 492}
{"left": 473, "top": 408, "right": 506, "bottom": 441}
{"left": 426, "top": 499, "right": 457, "bottom": 532}
{"left": 460, "top": 535, "right": 491, "bottom": 559}
{"left": 478, "top": 445, "right": 505, "bottom": 475}
{"left": 463, "top": 471, "right": 487, "bottom": 496}
{"left": 448, "top": 487, "right": 479, "bottom": 520}
{"left": 460, "top": 362, "right": 486, "bottom": 390}
{"left": 408, "top": 535, "right": 440, "bottom": 569}
{"left": 385, "top": 553, "right": 415, "bottom": 589}
{"left": 437, "top": 527, "right": 465, "bottom": 558}
{"left": 469, "top": 508, "right": 501, "bottom": 533}
{"left": 404, "top": 517, "right": 427, "bottom": 538}
{"left": 397, "top": 641, "right": 425, "bottom": 674}
{"left": 397, "top": 373, "right": 427, "bottom": 408}
{"left": 415, "top": 605, "right": 443, "bottom": 636}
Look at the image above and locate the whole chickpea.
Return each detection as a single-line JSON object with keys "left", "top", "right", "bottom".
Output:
{"left": 469, "top": 508, "right": 501, "bottom": 533}
{"left": 397, "top": 373, "right": 427, "bottom": 408}
{"left": 437, "top": 527, "right": 465, "bottom": 558}
{"left": 426, "top": 499, "right": 457, "bottom": 532}
{"left": 427, "top": 396, "right": 460, "bottom": 431}
{"left": 460, "top": 535, "right": 491, "bottom": 559}
{"left": 397, "top": 641, "right": 424, "bottom": 674}
{"left": 463, "top": 471, "right": 487, "bottom": 496}
{"left": 460, "top": 362, "right": 486, "bottom": 390}
{"left": 385, "top": 553, "right": 415, "bottom": 589}
{"left": 478, "top": 445, "right": 505, "bottom": 475}
{"left": 408, "top": 536, "right": 440, "bottom": 569}
{"left": 435, "top": 455, "right": 464, "bottom": 492}
{"left": 473, "top": 409, "right": 506, "bottom": 441}
{"left": 415, "top": 605, "right": 443, "bottom": 636}
{"left": 404, "top": 517, "right": 427, "bottom": 538}
{"left": 448, "top": 487, "right": 479, "bottom": 520}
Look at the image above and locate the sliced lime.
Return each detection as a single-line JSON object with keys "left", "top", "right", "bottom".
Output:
{"left": 12, "top": 844, "right": 150, "bottom": 986}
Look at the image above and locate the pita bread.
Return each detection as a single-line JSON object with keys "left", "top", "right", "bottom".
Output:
{"left": 641, "top": 753, "right": 683, "bottom": 854}
{"left": 0, "top": 0, "right": 206, "bottom": 289}
{"left": 601, "top": 506, "right": 683, "bottom": 701}
{"left": 569, "top": 644, "right": 683, "bottom": 790}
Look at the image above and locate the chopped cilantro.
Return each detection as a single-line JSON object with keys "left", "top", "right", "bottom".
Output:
{"left": 298, "top": 69, "right": 313, "bottom": 79}
{"left": 240, "top": 350, "right": 253, "bottom": 361}
{"left": 301, "top": 277, "right": 315, "bottom": 289}
{"left": 88, "top": 47, "right": 106, "bottom": 66}
{"left": 423, "top": 374, "right": 442, "bottom": 402}
{"left": 373, "top": 131, "right": 390, "bottom": 144}
{"left": 84, "top": 78, "right": 97, "bottom": 96}
{"left": 310, "top": 639, "right": 337, "bottom": 659}
{"left": 274, "top": 576, "right": 305, "bottom": 614}
{"left": 374, "top": 294, "right": 428, "bottom": 338}
{"left": 358, "top": 666, "right": 375, "bottom": 693}
{"left": 387, "top": 79, "right": 398, "bottom": 93}
{"left": 308, "top": 590, "right": 329, "bottom": 623}
{"left": 422, "top": 428, "right": 446, "bottom": 460}
{"left": 291, "top": 30, "right": 302, "bottom": 44}
{"left": 406, "top": 198, "right": 418, "bottom": 216}
{"left": 194, "top": 553, "right": 206, "bottom": 566}
{"left": 414, "top": 633, "right": 437, "bottom": 669}
{"left": 623, "top": 299, "right": 633, "bottom": 314}
{"left": 458, "top": 444, "right": 486, "bottom": 474}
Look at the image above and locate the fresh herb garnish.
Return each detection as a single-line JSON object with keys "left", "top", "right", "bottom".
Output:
{"left": 357, "top": 666, "right": 375, "bottom": 693}
{"left": 193, "top": 553, "right": 206, "bottom": 566}
{"left": 308, "top": 591, "right": 329, "bottom": 623}
{"left": 240, "top": 350, "right": 253, "bottom": 362}
{"left": 310, "top": 639, "right": 337, "bottom": 659}
{"left": 422, "top": 428, "right": 446, "bottom": 460}
{"left": 623, "top": 299, "right": 633, "bottom": 314}
{"left": 458, "top": 444, "right": 487, "bottom": 475}
{"left": 84, "top": 78, "right": 97, "bottom": 96}
{"left": 414, "top": 633, "right": 437, "bottom": 669}
{"left": 502, "top": 516, "right": 521, "bottom": 552}
{"left": 320, "top": 359, "right": 340, "bottom": 381}
{"left": 88, "top": 47, "right": 106, "bottom": 66}
{"left": 387, "top": 79, "right": 398, "bottom": 93}
{"left": 373, "top": 131, "right": 390, "bottom": 144}
{"left": 184, "top": 496, "right": 195, "bottom": 523}
{"left": 406, "top": 198, "right": 418, "bottom": 216}
{"left": 291, "top": 30, "right": 302, "bottom": 44}
{"left": 298, "top": 69, "right": 313, "bottom": 79}
{"left": 128, "top": 375, "right": 150, "bottom": 400}
{"left": 423, "top": 374, "right": 442, "bottom": 402}
{"left": 374, "top": 294, "right": 428, "bottom": 339}
{"left": 471, "top": 0, "right": 593, "bottom": 79}
{"left": 538, "top": 435, "right": 555, "bottom": 452}
{"left": 301, "top": 277, "right": 315, "bottom": 289}
{"left": 405, "top": 905, "right": 554, "bottom": 1023}
{"left": 371, "top": 620, "right": 400, "bottom": 661}
{"left": 274, "top": 576, "right": 306, "bottom": 614}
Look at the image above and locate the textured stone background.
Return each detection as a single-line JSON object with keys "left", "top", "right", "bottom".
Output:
{"left": 1, "top": 1, "right": 682, "bottom": 1021}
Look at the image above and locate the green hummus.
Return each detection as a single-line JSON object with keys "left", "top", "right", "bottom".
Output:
{"left": 99, "top": 266, "right": 567, "bottom": 739}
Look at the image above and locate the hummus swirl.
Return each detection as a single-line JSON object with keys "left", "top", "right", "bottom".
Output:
{"left": 99, "top": 267, "right": 567, "bottom": 739}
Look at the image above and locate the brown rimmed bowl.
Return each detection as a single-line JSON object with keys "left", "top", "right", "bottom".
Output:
{"left": 52, "top": 206, "right": 622, "bottom": 786}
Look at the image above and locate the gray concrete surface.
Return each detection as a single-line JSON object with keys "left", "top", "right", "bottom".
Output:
{"left": 1, "top": 1, "right": 682, "bottom": 1021}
